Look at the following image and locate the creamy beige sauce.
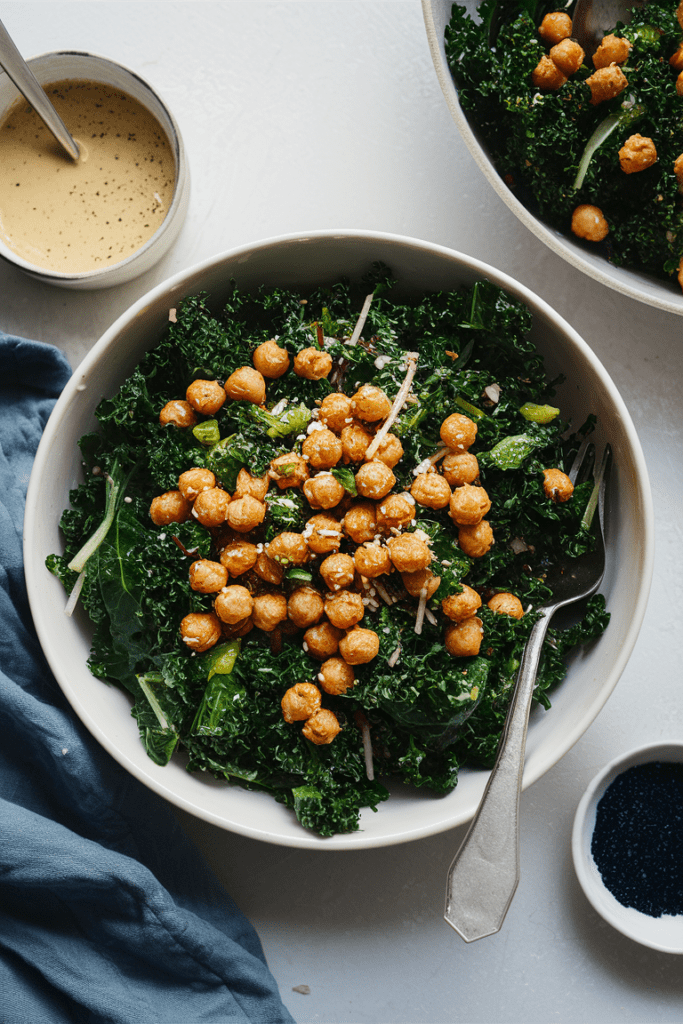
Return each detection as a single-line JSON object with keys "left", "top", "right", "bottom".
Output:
{"left": 0, "top": 79, "right": 176, "bottom": 273}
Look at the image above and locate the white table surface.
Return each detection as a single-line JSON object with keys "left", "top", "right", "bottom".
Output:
{"left": 4, "top": 2, "right": 683, "bottom": 1021}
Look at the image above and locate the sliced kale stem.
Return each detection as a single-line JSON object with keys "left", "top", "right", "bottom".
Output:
{"left": 67, "top": 465, "right": 121, "bottom": 573}
{"left": 573, "top": 102, "right": 646, "bottom": 190}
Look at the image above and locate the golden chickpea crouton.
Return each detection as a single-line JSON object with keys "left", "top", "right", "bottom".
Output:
{"left": 318, "top": 392, "right": 354, "bottom": 433}
{"left": 303, "top": 621, "right": 344, "bottom": 660}
{"left": 585, "top": 64, "right": 628, "bottom": 105}
{"left": 538, "top": 12, "right": 572, "bottom": 46}
{"left": 338, "top": 627, "right": 380, "bottom": 666}
{"left": 449, "top": 484, "right": 492, "bottom": 527}
{"left": 293, "top": 347, "right": 333, "bottom": 381}
{"left": 270, "top": 452, "right": 309, "bottom": 489}
{"left": 376, "top": 493, "right": 414, "bottom": 531}
{"left": 178, "top": 467, "right": 216, "bottom": 502}
{"left": 252, "top": 593, "right": 288, "bottom": 632}
{"left": 149, "top": 490, "right": 192, "bottom": 526}
{"left": 592, "top": 33, "right": 631, "bottom": 69}
{"left": 301, "top": 428, "right": 343, "bottom": 469}
{"left": 224, "top": 366, "right": 266, "bottom": 405}
{"left": 159, "top": 399, "right": 197, "bottom": 428}
{"left": 318, "top": 657, "right": 355, "bottom": 694}
{"left": 488, "top": 593, "right": 524, "bottom": 619}
{"left": 442, "top": 585, "right": 482, "bottom": 623}
{"left": 304, "top": 513, "right": 343, "bottom": 554}
{"left": 185, "top": 378, "right": 226, "bottom": 416}
{"left": 542, "top": 468, "right": 574, "bottom": 503}
{"left": 444, "top": 616, "right": 484, "bottom": 658}
{"left": 266, "top": 531, "right": 310, "bottom": 566}
{"left": 674, "top": 154, "right": 683, "bottom": 190}
{"left": 281, "top": 682, "right": 322, "bottom": 723}
{"left": 287, "top": 586, "right": 325, "bottom": 629}
{"left": 442, "top": 451, "right": 479, "bottom": 488}
{"left": 180, "top": 612, "right": 222, "bottom": 652}
{"left": 354, "top": 542, "right": 392, "bottom": 579}
{"left": 411, "top": 472, "right": 451, "bottom": 510}
{"left": 302, "top": 708, "right": 341, "bottom": 745}
{"left": 677, "top": 257, "right": 683, "bottom": 293}
{"left": 220, "top": 540, "right": 259, "bottom": 577}
{"left": 571, "top": 204, "right": 609, "bottom": 242}
{"left": 351, "top": 384, "right": 392, "bottom": 422}
{"left": 192, "top": 487, "right": 230, "bottom": 528}
{"left": 252, "top": 339, "right": 290, "bottom": 379}
{"left": 188, "top": 559, "right": 228, "bottom": 594}
{"left": 458, "top": 520, "right": 494, "bottom": 559}
{"left": 302, "top": 473, "right": 345, "bottom": 510}
{"left": 670, "top": 42, "right": 683, "bottom": 72}
{"left": 619, "top": 135, "right": 657, "bottom": 174}
{"left": 226, "top": 495, "right": 265, "bottom": 533}
{"left": 320, "top": 553, "right": 356, "bottom": 592}
{"left": 324, "top": 589, "right": 365, "bottom": 630}
{"left": 549, "top": 38, "right": 585, "bottom": 76}
{"left": 386, "top": 534, "right": 432, "bottom": 574}
{"left": 440, "top": 413, "right": 477, "bottom": 451}
{"left": 401, "top": 568, "right": 441, "bottom": 599}
{"left": 532, "top": 55, "right": 568, "bottom": 91}
{"left": 677, "top": 71, "right": 683, "bottom": 98}
{"left": 214, "top": 585, "right": 254, "bottom": 625}
{"left": 354, "top": 460, "right": 396, "bottom": 501}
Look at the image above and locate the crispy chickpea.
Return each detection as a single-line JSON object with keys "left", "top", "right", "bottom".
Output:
{"left": 267, "top": 531, "right": 310, "bottom": 566}
{"left": 670, "top": 42, "right": 683, "bottom": 72}
{"left": 185, "top": 379, "right": 226, "bottom": 416}
{"left": 442, "top": 451, "right": 479, "bottom": 488}
{"left": 288, "top": 586, "right": 324, "bottom": 629}
{"left": 252, "top": 339, "right": 290, "bottom": 379}
{"left": 458, "top": 520, "right": 494, "bottom": 559}
{"left": 319, "top": 392, "right": 354, "bottom": 433}
{"left": 376, "top": 493, "right": 414, "bottom": 532}
{"left": 253, "top": 550, "right": 284, "bottom": 584}
{"left": 302, "top": 708, "right": 341, "bottom": 745}
{"left": 270, "top": 452, "right": 309, "bottom": 490}
{"left": 224, "top": 366, "right": 266, "bottom": 405}
{"left": 531, "top": 55, "right": 567, "bottom": 91}
{"left": 678, "top": 1, "right": 683, "bottom": 30}
{"left": 233, "top": 468, "right": 269, "bottom": 502}
{"left": 214, "top": 585, "right": 254, "bottom": 625}
{"left": 220, "top": 540, "right": 259, "bottom": 577}
{"left": 343, "top": 501, "right": 377, "bottom": 544}
{"left": 302, "top": 428, "right": 343, "bottom": 469}
{"left": 150, "top": 490, "right": 192, "bottom": 526}
{"left": 304, "top": 514, "right": 342, "bottom": 555}
{"left": 678, "top": 256, "right": 683, "bottom": 294}
{"left": 370, "top": 432, "right": 403, "bottom": 468}
{"left": 488, "top": 592, "right": 524, "bottom": 619}
{"left": 354, "top": 543, "right": 392, "bottom": 578}
{"left": 318, "top": 657, "right": 355, "bottom": 695}
{"left": 677, "top": 71, "right": 683, "bottom": 98}
{"left": 585, "top": 64, "right": 628, "bottom": 105}
{"left": 252, "top": 592, "right": 288, "bottom": 632}
{"left": 440, "top": 413, "right": 477, "bottom": 452}
{"left": 411, "top": 472, "right": 451, "bottom": 510}
{"left": 341, "top": 423, "right": 374, "bottom": 463}
{"left": 571, "top": 204, "right": 609, "bottom": 242}
{"left": 442, "top": 584, "right": 482, "bottom": 622}
{"left": 281, "top": 682, "right": 322, "bottom": 723}
{"left": 387, "top": 534, "right": 431, "bottom": 574}
{"left": 449, "top": 483, "right": 492, "bottom": 527}
{"left": 180, "top": 611, "right": 222, "bottom": 652}
{"left": 303, "top": 621, "right": 344, "bottom": 660}
{"left": 593, "top": 33, "right": 631, "bottom": 68}
{"left": 159, "top": 399, "right": 197, "bottom": 428}
{"left": 324, "top": 589, "right": 365, "bottom": 630}
{"left": 538, "top": 11, "right": 572, "bottom": 45}
{"left": 549, "top": 38, "right": 585, "bottom": 76}
{"left": 542, "top": 468, "right": 574, "bottom": 503}
{"left": 193, "top": 487, "right": 230, "bottom": 528}
{"left": 303, "top": 473, "right": 345, "bottom": 510}
{"left": 401, "top": 568, "right": 441, "bottom": 599}
{"left": 444, "top": 616, "right": 484, "bottom": 658}
{"left": 351, "top": 384, "right": 392, "bottom": 422}
{"left": 226, "top": 495, "right": 265, "bottom": 533}
{"left": 355, "top": 461, "right": 395, "bottom": 501}
{"left": 619, "top": 134, "right": 657, "bottom": 174}
{"left": 178, "top": 467, "right": 216, "bottom": 502}
{"left": 320, "top": 553, "right": 356, "bottom": 592}
{"left": 188, "top": 559, "right": 228, "bottom": 594}
{"left": 293, "top": 347, "right": 333, "bottom": 380}
{"left": 338, "top": 628, "right": 380, "bottom": 666}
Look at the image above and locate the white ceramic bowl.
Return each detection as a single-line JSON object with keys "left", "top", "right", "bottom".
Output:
{"left": 572, "top": 742, "right": 683, "bottom": 953}
{"left": 422, "top": 0, "right": 683, "bottom": 317}
{"left": 0, "top": 51, "right": 189, "bottom": 289}
{"left": 24, "top": 230, "right": 654, "bottom": 849}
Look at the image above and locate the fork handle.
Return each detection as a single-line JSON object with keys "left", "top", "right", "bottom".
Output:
{"left": 444, "top": 609, "right": 553, "bottom": 941}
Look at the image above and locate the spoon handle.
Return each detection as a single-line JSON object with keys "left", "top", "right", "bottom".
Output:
{"left": 444, "top": 610, "right": 552, "bottom": 942}
{"left": 0, "top": 19, "right": 79, "bottom": 161}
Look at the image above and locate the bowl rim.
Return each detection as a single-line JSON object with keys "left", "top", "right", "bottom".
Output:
{"left": 0, "top": 49, "right": 188, "bottom": 283}
{"left": 24, "top": 228, "right": 655, "bottom": 848}
{"left": 421, "top": 0, "right": 683, "bottom": 318}
{"left": 572, "top": 741, "right": 683, "bottom": 953}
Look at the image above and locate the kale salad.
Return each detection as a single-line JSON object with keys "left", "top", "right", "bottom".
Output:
{"left": 445, "top": 0, "right": 683, "bottom": 288}
{"left": 48, "top": 265, "right": 608, "bottom": 837}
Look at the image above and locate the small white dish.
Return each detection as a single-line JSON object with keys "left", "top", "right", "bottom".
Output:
{"left": 0, "top": 51, "right": 189, "bottom": 289}
{"left": 572, "top": 742, "right": 683, "bottom": 953}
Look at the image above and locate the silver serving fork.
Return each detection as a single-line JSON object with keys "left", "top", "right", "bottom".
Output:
{"left": 444, "top": 440, "right": 612, "bottom": 942}
{"left": 572, "top": 0, "right": 643, "bottom": 57}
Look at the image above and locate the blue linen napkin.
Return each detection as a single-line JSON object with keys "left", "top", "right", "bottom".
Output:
{"left": 0, "top": 332, "right": 295, "bottom": 1024}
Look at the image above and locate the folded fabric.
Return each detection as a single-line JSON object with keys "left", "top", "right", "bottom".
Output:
{"left": 0, "top": 332, "right": 295, "bottom": 1024}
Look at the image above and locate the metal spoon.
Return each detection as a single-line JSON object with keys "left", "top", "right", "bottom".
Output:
{"left": 0, "top": 18, "right": 79, "bottom": 161}
{"left": 572, "top": 0, "right": 643, "bottom": 57}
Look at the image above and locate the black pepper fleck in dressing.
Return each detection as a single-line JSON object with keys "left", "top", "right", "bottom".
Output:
{"left": 591, "top": 762, "right": 683, "bottom": 918}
